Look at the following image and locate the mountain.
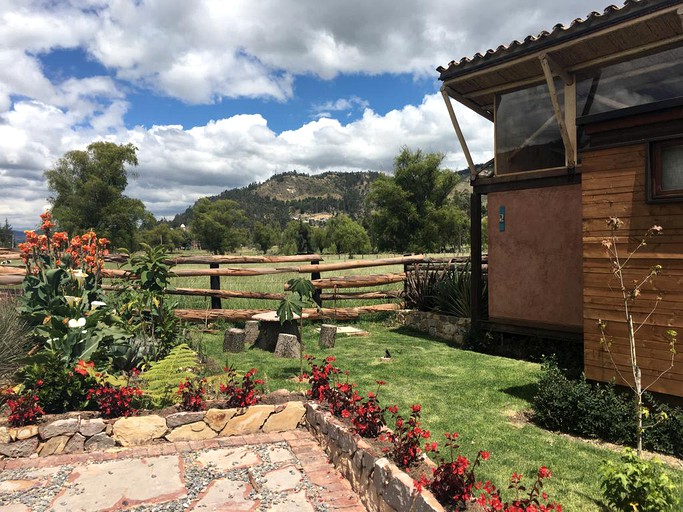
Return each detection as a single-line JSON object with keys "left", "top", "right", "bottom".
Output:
{"left": 172, "top": 170, "right": 386, "bottom": 229}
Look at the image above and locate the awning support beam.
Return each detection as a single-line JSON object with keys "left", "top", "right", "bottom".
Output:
{"left": 539, "top": 54, "right": 576, "bottom": 168}
{"left": 440, "top": 86, "right": 477, "bottom": 177}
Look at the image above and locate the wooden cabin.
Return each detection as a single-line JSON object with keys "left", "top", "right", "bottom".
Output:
{"left": 437, "top": 0, "right": 683, "bottom": 397}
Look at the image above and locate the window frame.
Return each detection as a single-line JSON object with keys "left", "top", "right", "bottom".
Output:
{"left": 649, "top": 137, "right": 683, "bottom": 202}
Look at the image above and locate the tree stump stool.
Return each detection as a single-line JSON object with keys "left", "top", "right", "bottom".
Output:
{"left": 223, "top": 328, "right": 246, "bottom": 353}
{"left": 274, "top": 333, "right": 300, "bottom": 359}
{"left": 318, "top": 324, "right": 337, "bottom": 348}
{"left": 244, "top": 320, "right": 259, "bottom": 346}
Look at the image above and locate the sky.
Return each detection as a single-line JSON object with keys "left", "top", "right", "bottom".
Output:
{"left": 0, "top": 0, "right": 607, "bottom": 230}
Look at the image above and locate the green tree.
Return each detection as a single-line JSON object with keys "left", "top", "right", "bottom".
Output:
{"left": 252, "top": 221, "right": 279, "bottom": 254}
{"left": 138, "top": 221, "right": 185, "bottom": 250}
{"left": 0, "top": 219, "right": 13, "bottom": 247}
{"left": 44, "top": 141, "right": 148, "bottom": 249}
{"left": 190, "top": 198, "right": 248, "bottom": 254}
{"left": 367, "top": 147, "right": 464, "bottom": 253}
{"left": 325, "top": 214, "right": 371, "bottom": 257}
{"left": 280, "top": 220, "right": 313, "bottom": 255}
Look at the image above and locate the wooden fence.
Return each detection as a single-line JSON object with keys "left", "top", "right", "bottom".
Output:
{"left": 0, "top": 249, "right": 446, "bottom": 323}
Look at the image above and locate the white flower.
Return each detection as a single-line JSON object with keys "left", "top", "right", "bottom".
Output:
{"left": 64, "top": 295, "right": 82, "bottom": 307}
{"left": 68, "top": 268, "right": 88, "bottom": 286}
{"left": 68, "top": 317, "right": 86, "bottom": 329}
{"left": 90, "top": 300, "right": 106, "bottom": 310}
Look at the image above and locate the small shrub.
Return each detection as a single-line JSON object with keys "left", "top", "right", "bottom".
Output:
{"left": 600, "top": 448, "right": 680, "bottom": 512}
{"left": 178, "top": 377, "right": 207, "bottom": 411}
{"left": 404, "top": 263, "right": 444, "bottom": 312}
{"left": 351, "top": 381, "right": 386, "bottom": 438}
{"left": 428, "top": 432, "right": 488, "bottom": 509}
{"left": 474, "top": 467, "right": 562, "bottom": 512}
{"left": 435, "top": 262, "right": 488, "bottom": 319}
{"left": 306, "top": 355, "right": 336, "bottom": 401}
{"left": 140, "top": 344, "right": 200, "bottom": 406}
{"left": 2, "top": 388, "right": 44, "bottom": 427}
{"left": 381, "top": 403, "right": 431, "bottom": 469}
{"left": 87, "top": 383, "right": 143, "bottom": 418}
{"left": 220, "top": 366, "right": 263, "bottom": 408}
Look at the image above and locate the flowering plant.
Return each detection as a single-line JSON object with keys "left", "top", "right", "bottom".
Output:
{"left": 220, "top": 366, "right": 264, "bottom": 408}
{"left": 427, "top": 432, "right": 490, "bottom": 509}
{"left": 381, "top": 404, "right": 431, "bottom": 468}
{"left": 178, "top": 377, "right": 207, "bottom": 411}
{"left": 306, "top": 354, "right": 335, "bottom": 401}
{"left": 474, "top": 467, "right": 562, "bottom": 512}
{"left": 87, "top": 383, "right": 143, "bottom": 418}
{"left": 2, "top": 387, "right": 44, "bottom": 427}
{"left": 351, "top": 380, "right": 386, "bottom": 438}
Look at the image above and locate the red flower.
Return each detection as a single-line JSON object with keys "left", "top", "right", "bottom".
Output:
{"left": 479, "top": 451, "right": 490, "bottom": 461}
{"left": 410, "top": 404, "right": 421, "bottom": 413}
{"left": 538, "top": 466, "right": 552, "bottom": 479}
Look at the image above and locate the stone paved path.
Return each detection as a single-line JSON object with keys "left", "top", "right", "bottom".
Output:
{"left": 0, "top": 430, "right": 367, "bottom": 512}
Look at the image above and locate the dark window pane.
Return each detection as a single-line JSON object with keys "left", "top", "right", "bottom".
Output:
{"left": 577, "top": 46, "right": 683, "bottom": 117}
{"left": 495, "top": 82, "right": 564, "bottom": 174}
{"left": 661, "top": 145, "right": 683, "bottom": 191}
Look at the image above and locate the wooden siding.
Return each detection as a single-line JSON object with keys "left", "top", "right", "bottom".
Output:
{"left": 582, "top": 144, "right": 683, "bottom": 397}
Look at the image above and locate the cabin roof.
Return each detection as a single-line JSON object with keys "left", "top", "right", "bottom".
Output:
{"left": 437, "top": 0, "right": 683, "bottom": 119}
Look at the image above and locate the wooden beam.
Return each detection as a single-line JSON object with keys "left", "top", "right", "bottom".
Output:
{"left": 291, "top": 273, "right": 406, "bottom": 290}
{"left": 543, "top": 53, "right": 573, "bottom": 85}
{"left": 293, "top": 254, "right": 425, "bottom": 274}
{"left": 470, "top": 192, "right": 482, "bottom": 328}
{"left": 442, "top": 85, "right": 494, "bottom": 122}
{"left": 440, "top": 87, "right": 478, "bottom": 177}
{"left": 540, "top": 54, "right": 576, "bottom": 168}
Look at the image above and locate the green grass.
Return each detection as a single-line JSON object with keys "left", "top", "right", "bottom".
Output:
{"left": 195, "top": 320, "right": 683, "bottom": 511}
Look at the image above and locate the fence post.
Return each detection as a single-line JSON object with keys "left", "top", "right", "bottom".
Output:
{"left": 209, "top": 262, "right": 221, "bottom": 309}
{"left": 310, "top": 258, "right": 322, "bottom": 308}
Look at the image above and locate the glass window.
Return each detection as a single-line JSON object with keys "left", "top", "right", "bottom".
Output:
{"left": 651, "top": 138, "right": 683, "bottom": 200}
{"left": 577, "top": 46, "right": 683, "bottom": 118}
{"left": 495, "top": 82, "right": 565, "bottom": 174}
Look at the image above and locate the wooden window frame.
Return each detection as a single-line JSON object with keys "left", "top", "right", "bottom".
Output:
{"left": 649, "top": 137, "right": 683, "bottom": 202}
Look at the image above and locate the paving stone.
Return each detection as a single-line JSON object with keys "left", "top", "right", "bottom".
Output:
{"left": 262, "top": 401, "right": 306, "bottom": 433}
{"left": 204, "top": 408, "right": 236, "bottom": 431}
{"left": 268, "top": 490, "right": 315, "bottom": 511}
{"left": 220, "top": 405, "right": 274, "bottom": 436}
{"left": 39, "top": 418, "right": 80, "bottom": 440}
{"left": 189, "top": 478, "right": 257, "bottom": 511}
{"left": 0, "top": 504, "right": 32, "bottom": 512}
{"left": 112, "top": 415, "right": 167, "bottom": 447}
{"left": 0, "top": 437, "right": 38, "bottom": 458}
{"left": 261, "top": 464, "right": 303, "bottom": 493}
{"left": 166, "top": 421, "right": 217, "bottom": 442}
{"left": 84, "top": 432, "right": 115, "bottom": 451}
{"left": 166, "top": 411, "right": 205, "bottom": 428}
{"left": 0, "top": 479, "right": 46, "bottom": 492}
{"left": 48, "top": 455, "right": 186, "bottom": 512}
{"left": 197, "top": 446, "right": 261, "bottom": 471}
{"left": 79, "top": 418, "right": 106, "bottom": 437}
{"left": 266, "top": 445, "right": 295, "bottom": 463}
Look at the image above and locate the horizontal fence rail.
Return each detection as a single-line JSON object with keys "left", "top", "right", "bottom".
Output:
{"left": 0, "top": 249, "right": 484, "bottom": 323}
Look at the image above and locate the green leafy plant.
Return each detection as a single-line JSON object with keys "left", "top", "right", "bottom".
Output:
{"left": 600, "top": 448, "right": 680, "bottom": 512}
{"left": 139, "top": 344, "right": 200, "bottom": 406}
{"left": 436, "top": 261, "right": 488, "bottom": 319}
{"left": 114, "top": 243, "right": 182, "bottom": 362}
{"left": 278, "top": 277, "right": 317, "bottom": 377}
{"left": 404, "top": 262, "right": 445, "bottom": 311}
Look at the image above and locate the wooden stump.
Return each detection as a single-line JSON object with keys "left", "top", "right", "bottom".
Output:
{"left": 318, "top": 324, "right": 337, "bottom": 348}
{"left": 274, "top": 333, "right": 300, "bottom": 358}
{"left": 223, "top": 328, "right": 245, "bottom": 353}
{"left": 253, "top": 320, "right": 299, "bottom": 351}
{"left": 244, "top": 320, "right": 259, "bottom": 346}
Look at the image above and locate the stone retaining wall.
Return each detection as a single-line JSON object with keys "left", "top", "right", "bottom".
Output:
{"left": 397, "top": 310, "right": 470, "bottom": 346}
{"left": 0, "top": 402, "right": 306, "bottom": 458}
{"left": 305, "top": 402, "right": 444, "bottom": 512}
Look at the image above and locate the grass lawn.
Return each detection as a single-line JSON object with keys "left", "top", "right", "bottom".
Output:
{"left": 196, "top": 319, "right": 683, "bottom": 511}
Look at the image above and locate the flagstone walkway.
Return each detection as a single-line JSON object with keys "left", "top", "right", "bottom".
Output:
{"left": 0, "top": 430, "right": 367, "bottom": 512}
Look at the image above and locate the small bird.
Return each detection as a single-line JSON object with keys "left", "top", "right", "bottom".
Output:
{"left": 385, "top": 349, "right": 391, "bottom": 359}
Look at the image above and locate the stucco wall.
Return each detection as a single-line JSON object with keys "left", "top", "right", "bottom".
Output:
{"left": 487, "top": 184, "right": 583, "bottom": 328}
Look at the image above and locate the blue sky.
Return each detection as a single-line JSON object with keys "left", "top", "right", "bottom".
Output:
{"left": 1, "top": 0, "right": 603, "bottom": 229}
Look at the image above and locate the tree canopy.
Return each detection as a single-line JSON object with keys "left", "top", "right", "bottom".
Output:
{"left": 190, "top": 198, "right": 248, "bottom": 254}
{"left": 44, "top": 142, "right": 147, "bottom": 249}
{"left": 367, "top": 147, "right": 465, "bottom": 252}
{"left": 325, "top": 214, "right": 371, "bottom": 257}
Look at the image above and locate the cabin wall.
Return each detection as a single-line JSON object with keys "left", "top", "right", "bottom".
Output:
{"left": 487, "top": 185, "right": 583, "bottom": 329}
{"left": 582, "top": 143, "right": 683, "bottom": 397}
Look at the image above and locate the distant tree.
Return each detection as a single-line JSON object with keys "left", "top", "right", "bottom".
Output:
{"left": 252, "top": 222, "right": 279, "bottom": 254}
{"left": 309, "top": 225, "right": 328, "bottom": 253}
{"left": 191, "top": 198, "right": 248, "bottom": 254}
{"left": 326, "top": 214, "right": 371, "bottom": 257}
{"left": 0, "top": 219, "right": 13, "bottom": 247}
{"left": 367, "top": 147, "right": 463, "bottom": 253}
{"left": 44, "top": 141, "right": 148, "bottom": 249}
{"left": 280, "top": 220, "right": 313, "bottom": 255}
{"left": 138, "top": 221, "right": 185, "bottom": 250}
